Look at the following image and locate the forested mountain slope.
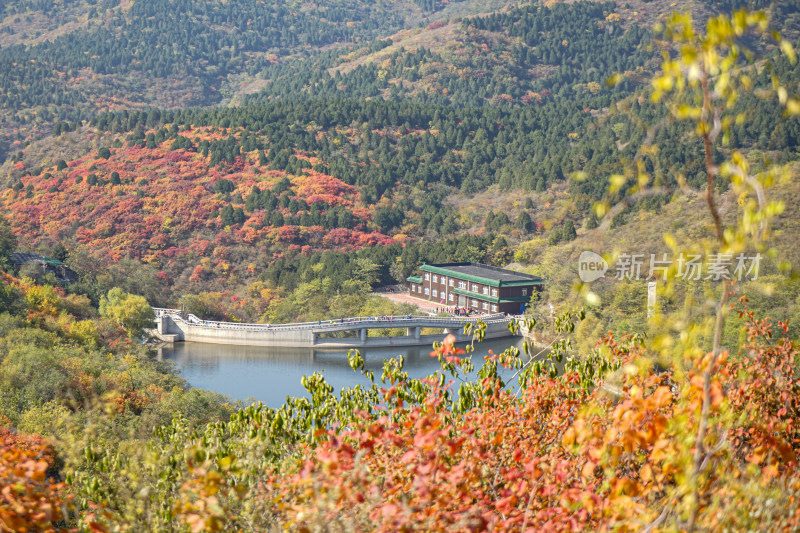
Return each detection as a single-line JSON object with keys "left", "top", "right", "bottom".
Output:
{"left": 2, "top": 5, "right": 800, "bottom": 531}
{"left": 0, "top": 0, "right": 799, "bottom": 325}
{"left": 4, "top": 0, "right": 797, "bottom": 163}
{"left": 0, "top": 0, "right": 484, "bottom": 159}
{"left": 298, "top": 1, "right": 657, "bottom": 107}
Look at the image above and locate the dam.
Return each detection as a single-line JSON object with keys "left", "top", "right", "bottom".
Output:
{"left": 152, "top": 308, "right": 519, "bottom": 348}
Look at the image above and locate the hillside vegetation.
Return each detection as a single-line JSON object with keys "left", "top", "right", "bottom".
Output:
{"left": 2, "top": 1, "right": 798, "bottom": 325}
{"left": 0, "top": 0, "right": 483, "bottom": 157}
{"left": 0, "top": 3, "right": 800, "bottom": 531}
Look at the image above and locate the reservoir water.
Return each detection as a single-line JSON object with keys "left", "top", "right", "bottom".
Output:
{"left": 160, "top": 336, "right": 530, "bottom": 406}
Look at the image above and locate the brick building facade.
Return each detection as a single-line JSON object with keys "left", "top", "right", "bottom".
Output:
{"left": 407, "top": 262, "right": 543, "bottom": 315}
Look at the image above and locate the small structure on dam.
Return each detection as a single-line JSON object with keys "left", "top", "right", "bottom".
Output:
{"left": 152, "top": 309, "right": 518, "bottom": 349}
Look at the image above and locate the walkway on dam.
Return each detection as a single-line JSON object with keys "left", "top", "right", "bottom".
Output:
{"left": 153, "top": 308, "right": 518, "bottom": 348}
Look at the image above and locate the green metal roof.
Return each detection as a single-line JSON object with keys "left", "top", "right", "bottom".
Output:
{"left": 451, "top": 287, "right": 500, "bottom": 303}
{"left": 451, "top": 287, "right": 532, "bottom": 304}
{"left": 419, "top": 264, "right": 544, "bottom": 288}
{"left": 12, "top": 252, "right": 67, "bottom": 267}
{"left": 406, "top": 275, "right": 422, "bottom": 283}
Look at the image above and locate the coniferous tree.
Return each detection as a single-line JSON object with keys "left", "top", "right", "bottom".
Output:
{"left": 562, "top": 219, "right": 577, "bottom": 241}
{"left": 516, "top": 211, "right": 534, "bottom": 232}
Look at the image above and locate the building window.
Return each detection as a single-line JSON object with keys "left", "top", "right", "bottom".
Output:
{"left": 432, "top": 289, "right": 438, "bottom": 297}
{"left": 471, "top": 284, "right": 478, "bottom": 292}
{"left": 522, "top": 289, "right": 528, "bottom": 296}
{"left": 449, "top": 294, "right": 454, "bottom": 301}
{"left": 491, "top": 304, "right": 498, "bottom": 312}
{"left": 458, "top": 281, "right": 466, "bottom": 289}
{"left": 432, "top": 275, "right": 438, "bottom": 283}
{"left": 424, "top": 273, "right": 430, "bottom": 280}
{"left": 491, "top": 289, "right": 497, "bottom": 297}
{"left": 424, "top": 288, "right": 430, "bottom": 295}
{"left": 472, "top": 299, "right": 478, "bottom": 308}
{"left": 411, "top": 285, "right": 415, "bottom": 292}
{"left": 482, "top": 287, "right": 489, "bottom": 295}
{"left": 449, "top": 279, "right": 454, "bottom": 287}
{"left": 482, "top": 302, "right": 489, "bottom": 311}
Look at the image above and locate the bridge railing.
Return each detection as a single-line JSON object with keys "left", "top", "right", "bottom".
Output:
{"left": 153, "top": 307, "right": 182, "bottom": 315}
{"left": 183, "top": 315, "right": 510, "bottom": 331}
{"left": 155, "top": 309, "right": 512, "bottom": 333}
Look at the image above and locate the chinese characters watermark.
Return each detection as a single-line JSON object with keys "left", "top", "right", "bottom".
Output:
{"left": 578, "top": 252, "right": 762, "bottom": 283}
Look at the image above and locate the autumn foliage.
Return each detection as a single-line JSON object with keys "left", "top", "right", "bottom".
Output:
{"left": 230, "top": 308, "right": 798, "bottom": 532}
{"left": 1, "top": 133, "right": 393, "bottom": 288}
{"left": 0, "top": 428, "right": 72, "bottom": 532}
{"left": 0, "top": 278, "right": 798, "bottom": 532}
{"left": 48, "top": 309, "right": 794, "bottom": 532}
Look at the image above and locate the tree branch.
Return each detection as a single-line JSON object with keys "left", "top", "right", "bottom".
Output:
{"left": 701, "top": 74, "right": 725, "bottom": 243}
{"left": 686, "top": 282, "right": 730, "bottom": 533}
{"left": 687, "top": 71, "right": 730, "bottom": 533}
{"left": 642, "top": 502, "right": 671, "bottom": 533}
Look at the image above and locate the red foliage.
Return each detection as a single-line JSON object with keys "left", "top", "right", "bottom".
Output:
{"left": 277, "top": 226, "right": 302, "bottom": 243}
{"left": 244, "top": 311, "right": 800, "bottom": 531}
{"left": 0, "top": 428, "right": 72, "bottom": 532}
{"left": 727, "top": 299, "right": 800, "bottom": 466}
{"left": 1, "top": 138, "right": 393, "bottom": 286}
{"left": 294, "top": 170, "right": 358, "bottom": 207}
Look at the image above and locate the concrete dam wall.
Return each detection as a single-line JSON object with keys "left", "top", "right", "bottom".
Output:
{"left": 153, "top": 310, "right": 518, "bottom": 349}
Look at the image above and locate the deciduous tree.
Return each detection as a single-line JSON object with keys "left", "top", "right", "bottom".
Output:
{"left": 99, "top": 287, "right": 155, "bottom": 338}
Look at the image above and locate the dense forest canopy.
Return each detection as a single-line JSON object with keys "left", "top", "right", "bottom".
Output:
{"left": 0, "top": 0, "right": 461, "bottom": 159}
{"left": 0, "top": 1, "right": 798, "bottom": 325}
{"left": 1, "top": 0, "right": 800, "bottom": 531}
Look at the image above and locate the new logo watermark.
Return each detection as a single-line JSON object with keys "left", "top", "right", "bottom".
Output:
{"left": 578, "top": 251, "right": 762, "bottom": 283}
{"left": 578, "top": 251, "right": 608, "bottom": 282}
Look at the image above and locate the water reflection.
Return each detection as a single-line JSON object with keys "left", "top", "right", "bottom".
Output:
{"left": 160, "top": 337, "right": 531, "bottom": 407}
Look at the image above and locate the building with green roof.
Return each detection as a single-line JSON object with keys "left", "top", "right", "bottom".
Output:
{"left": 407, "top": 262, "right": 543, "bottom": 314}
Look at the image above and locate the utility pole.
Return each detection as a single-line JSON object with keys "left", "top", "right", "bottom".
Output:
{"left": 647, "top": 280, "right": 657, "bottom": 318}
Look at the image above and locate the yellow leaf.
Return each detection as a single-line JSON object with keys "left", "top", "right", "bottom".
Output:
{"left": 652, "top": 386, "right": 673, "bottom": 408}
{"left": 585, "top": 291, "right": 601, "bottom": 306}
{"left": 780, "top": 39, "right": 797, "bottom": 64}
{"left": 582, "top": 460, "right": 597, "bottom": 479}
{"left": 640, "top": 463, "right": 653, "bottom": 483}
{"left": 778, "top": 86, "right": 788, "bottom": 105}
{"left": 609, "top": 174, "right": 626, "bottom": 193}
{"left": 786, "top": 98, "right": 800, "bottom": 115}
{"left": 571, "top": 171, "right": 589, "bottom": 182}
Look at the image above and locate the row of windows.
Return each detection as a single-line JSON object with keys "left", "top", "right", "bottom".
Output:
{"left": 412, "top": 285, "right": 449, "bottom": 298}
{"left": 415, "top": 284, "right": 527, "bottom": 299}
{"left": 421, "top": 273, "right": 527, "bottom": 299}
{"left": 470, "top": 299, "right": 498, "bottom": 312}
{"left": 425, "top": 273, "right": 456, "bottom": 287}
{"left": 410, "top": 284, "right": 498, "bottom": 312}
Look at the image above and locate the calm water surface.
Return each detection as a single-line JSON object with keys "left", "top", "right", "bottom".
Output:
{"left": 160, "top": 337, "right": 530, "bottom": 406}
